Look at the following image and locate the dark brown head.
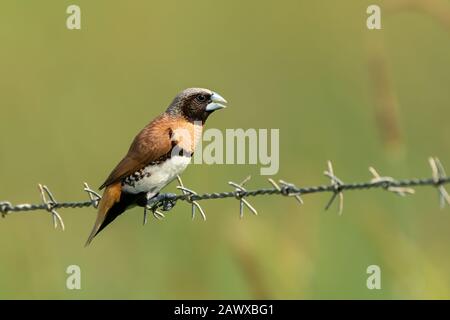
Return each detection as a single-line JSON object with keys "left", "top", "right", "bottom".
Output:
{"left": 166, "top": 88, "right": 227, "bottom": 122}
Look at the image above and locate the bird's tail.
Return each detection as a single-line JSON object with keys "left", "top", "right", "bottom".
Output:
{"left": 85, "top": 183, "right": 122, "bottom": 247}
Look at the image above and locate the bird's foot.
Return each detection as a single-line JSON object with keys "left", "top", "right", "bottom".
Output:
{"left": 143, "top": 193, "right": 178, "bottom": 225}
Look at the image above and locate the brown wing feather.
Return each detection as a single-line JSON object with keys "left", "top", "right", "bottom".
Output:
{"left": 85, "top": 182, "right": 122, "bottom": 246}
{"left": 99, "top": 114, "right": 174, "bottom": 190}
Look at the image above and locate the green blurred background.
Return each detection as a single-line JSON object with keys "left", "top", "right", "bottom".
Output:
{"left": 1, "top": 0, "right": 450, "bottom": 299}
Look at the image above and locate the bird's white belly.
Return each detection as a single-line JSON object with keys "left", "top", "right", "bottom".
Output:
{"left": 122, "top": 155, "right": 191, "bottom": 194}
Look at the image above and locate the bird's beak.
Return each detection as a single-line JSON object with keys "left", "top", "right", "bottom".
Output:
{"left": 206, "top": 92, "right": 227, "bottom": 112}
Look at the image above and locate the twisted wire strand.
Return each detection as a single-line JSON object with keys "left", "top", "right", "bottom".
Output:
{"left": 1, "top": 176, "right": 449, "bottom": 213}
{"left": 1, "top": 158, "right": 449, "bottom": 228}
{"left": 169, "top": 177, "right": 450, "bottom": 201}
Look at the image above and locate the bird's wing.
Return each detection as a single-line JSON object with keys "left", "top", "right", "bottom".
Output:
{"left": 85, "top": 182, "right": 122, "bottom": 246}
{"left": 86, "top": 115, "right": 175, "bottom": 246}
{"left": 99, "top": 114, "right": 174, "bottom": 190}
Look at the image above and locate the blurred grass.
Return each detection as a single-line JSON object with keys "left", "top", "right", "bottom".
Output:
{"left": 1, "top": 0, "right": 450, "bottom": 299}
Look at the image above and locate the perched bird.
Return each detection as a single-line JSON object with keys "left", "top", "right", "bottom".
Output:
{"left": 85, "top": 88, "right": 227, "bottom": 246}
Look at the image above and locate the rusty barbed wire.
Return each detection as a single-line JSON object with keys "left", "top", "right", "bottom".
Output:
{"left": 1, "top": 157, "right": 450, "bottom": 230}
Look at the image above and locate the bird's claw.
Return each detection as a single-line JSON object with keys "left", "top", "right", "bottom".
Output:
{"left": 143, "top": 193, "right": 178, "bottom": 225}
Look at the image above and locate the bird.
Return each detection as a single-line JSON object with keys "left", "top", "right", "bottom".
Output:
{"left": 85, "top": 88, "right": 227, "bottom": 246}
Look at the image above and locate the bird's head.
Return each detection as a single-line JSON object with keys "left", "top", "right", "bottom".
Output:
{"left": 166, "top": 88, "right": 227, "bottom": 122}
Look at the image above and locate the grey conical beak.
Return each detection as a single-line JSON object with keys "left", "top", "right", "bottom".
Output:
{"left": 206, "top": 92, "right": 227, "bottom": 112}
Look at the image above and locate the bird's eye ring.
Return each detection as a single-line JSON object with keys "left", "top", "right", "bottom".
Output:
{"left": 196, "top": 94, "right": 206, "bottom": 102}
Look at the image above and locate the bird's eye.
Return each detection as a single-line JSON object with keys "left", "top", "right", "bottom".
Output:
{"left": 196, "top": 94, "right": 206, "bottom": 102}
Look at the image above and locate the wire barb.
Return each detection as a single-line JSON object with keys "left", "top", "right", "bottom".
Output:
{"left": 1, "top": 157, "right": 450, "bottom": 229}
{"left": 229, "top": 176, "right": 258, "bottom": 218}
{"left": 176, "top": 175, "right": 206, "bottom": 221}
{"left": 145, "top": 205, "right": 165, "bottom": 223}
{"left": 145, "top": 198, "right": 164, "bottom": 224}
{"left": 83, "top": 182, "right": 101, "bottom": 209}
{"left": 429, "top": 157, "right": 450, "bottom": 208}
{"left": 38, "top": 184, "right": 65, "bottom": 231}
{"left": 369, "top": 167, "right": 415, "bottom": 196}
{"left": 323, "top": 161, "right": 344, "bottom": 215}
{"left": 268, "top": 178, "right": 303, "bottom": 205}
{"left": 0, "top": 201, "right": 12, "bottom": 218}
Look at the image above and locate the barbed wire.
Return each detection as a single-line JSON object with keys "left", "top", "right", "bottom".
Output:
{"left": 1, "top": 157, "right": 449, "bottom": 230}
